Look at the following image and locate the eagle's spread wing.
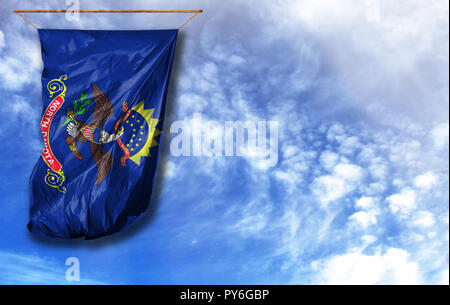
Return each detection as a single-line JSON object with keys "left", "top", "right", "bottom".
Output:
{"left": 90, "top": 142, "right": 113, "bottom": 185}
{"left": 90, "top": 85, "right": 114, "bottom": 184}
{"left": 92, "top": 84, "right": 113, "bottom": 129}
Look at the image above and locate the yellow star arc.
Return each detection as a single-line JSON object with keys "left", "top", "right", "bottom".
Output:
{"left": 128, "top": 100, "right": 161, "bottom": 166}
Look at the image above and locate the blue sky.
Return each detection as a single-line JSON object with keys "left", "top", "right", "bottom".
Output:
{"left": 0, "top": 0, "right": 448, "bottom": 284}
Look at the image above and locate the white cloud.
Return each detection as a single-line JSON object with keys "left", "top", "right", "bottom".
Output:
{"left": 327, "top": 123, "right": 346, "bottom": 142}
{"left": 274, "top": 169, "right": 303, "bottom": 193}
{"left": 270, "top": 0, "right": 449, "bottom": 127}
{"left": 362, "top": 182, "right": 386, "bottom": 196}
{"left": 431, "top": 123, "right": 449, "bottom": 150}
{"left": 350, "top": 210, "right": 377, "bottom": 227}
{"left": 334, "top": 163, "right": 363, "bottom": 180}
{"left": 313, "top": 175, "right": 349, "bottom": 204}
{"left": 355, "top": 196, "right": 376, "bottom": 209}
{"left": 368, "top": 158, "right": 389, "bottom": 180}
{"left": 339, "top": 136, "right": 361, "bottom": 156}
{"left": 312, "top": 248, "right": 420, "bottom": 284}
{"left": 412, "top": 211, "right": 435, "bottom": 228}
{"left": 351, "top": 197, "right": 379, "bottom": 227}
{"left": 387, "top": 189, "right": 417, "bottom": 215}
{"left": 319, "top": 150, "right": 339, "bottom": 171}
{"left": 414, "top": 172, "right": 438, "bottom": 189}
{"left": 0, "top": 36, "right": 41, "bottom": 90}
{"left": 0, "top": 95, "right": 40, "bottom": 141}
{"left": 228, "top": 200, "right": 272, "bottom": 237}
{"left": 361, "top": 234, "right": 377, "bottom": 245}
{"left": 312, "top": 162, "right": 363, "bottom": 205}
{"left": 284, "top": 145, "right": 300, "bottom": 159}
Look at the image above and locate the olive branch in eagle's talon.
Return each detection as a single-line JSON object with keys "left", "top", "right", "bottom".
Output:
{"left": 62, "top": 92, "right": 94, "bottom": 161}
{"left": 61, "top": 92, "right": 93, "bottom": 127}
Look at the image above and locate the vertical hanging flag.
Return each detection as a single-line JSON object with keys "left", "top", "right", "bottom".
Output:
{"left": 28, "top": 29, "right": 178, "bottom": 239}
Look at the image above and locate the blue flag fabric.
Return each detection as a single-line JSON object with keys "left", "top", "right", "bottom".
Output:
{"left": 28, "top": 29, "right": 178, "bottom": 239}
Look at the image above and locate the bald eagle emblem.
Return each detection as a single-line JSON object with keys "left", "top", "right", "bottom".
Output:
{"left": 62, "top": 84, "right": 160, "bottom": 185}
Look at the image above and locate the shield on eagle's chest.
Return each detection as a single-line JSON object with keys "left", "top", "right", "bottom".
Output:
{"left": 28, "top": 29, "right": 178, "bottom": 239}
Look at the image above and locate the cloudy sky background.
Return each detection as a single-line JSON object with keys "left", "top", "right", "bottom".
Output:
{"left": 0, "top": 0, "right": 448, "bottom": 284}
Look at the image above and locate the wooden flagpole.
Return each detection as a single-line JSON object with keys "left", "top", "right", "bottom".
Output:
{"left": 13, "top": 9, "right": 203, "bottom": 30}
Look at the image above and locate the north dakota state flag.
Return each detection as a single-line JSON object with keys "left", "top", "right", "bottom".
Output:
{"left": 28, "top": 29, "right": 178, "bottom": 239}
